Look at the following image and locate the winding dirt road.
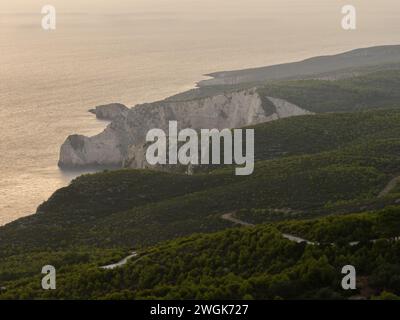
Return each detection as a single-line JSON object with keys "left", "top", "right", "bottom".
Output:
{"left": 378, "top": 176, "right": 400, "bottom": 198}
{"left": 221, "top": 212, "right": 316, "bottom": 245}
{"left": 100, "top": 252, "right": 138, "bottom": 270}
{"left": 101, "top": 204, "right": 400, "bottom": 270}
{"left": 221, "top": 212, "right": 400, "bottom": 247}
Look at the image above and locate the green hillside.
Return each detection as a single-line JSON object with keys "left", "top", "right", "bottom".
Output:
{"left": 1, "top": 110, "right": 400, "bottom": 255}
{"left": 2, "top": 107, "right": 400, "bottom": 299}
{"left": 257, "top": 70, "right": 400, "bottom": 113}
{"left": 2, "top": 206, "right": 400, "bottom": 300}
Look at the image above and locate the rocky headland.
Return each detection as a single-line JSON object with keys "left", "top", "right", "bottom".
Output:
{"left": 59, "top": 45, "right": 400, "bottom": 170}
{"left": 58, "top": 88, "right": 312, "bottom": 169}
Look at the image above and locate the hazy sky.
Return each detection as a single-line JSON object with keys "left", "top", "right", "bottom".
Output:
{"left": 2, "top": 0, "right": 400, "bottom": 36}
{"left": 1, "top": 0, "right": 399, "bottom": 15}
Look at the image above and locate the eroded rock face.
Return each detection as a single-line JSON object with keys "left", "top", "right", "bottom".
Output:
{"left": 58, "top": 131, "right": 124, "bottom": 168}
{"left": 263, "top": 97, "right": 314, "bottom": 121}
{"left": 89, "top": 103, "right": 129, "bottom": 121}
{"left": 58, "top": 88, "right": 312, "bottom": 169}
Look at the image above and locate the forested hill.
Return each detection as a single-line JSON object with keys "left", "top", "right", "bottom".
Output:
{"left": 256, "top": 70, "right": 400, "bottom": 113}
{"left": 0, "top": 109, "right": 399, "bottom": 255}
{"left": 1, "top": 106, "right": 400, "bottom": 300}
{"left": 4, "top": 57, "right": 400, "bottom": 301}
{"left": 2, "top": 206, "right": 400, "bottom": 299}
{"left": 197, "top": 45, "right": 400, "bottom": 87}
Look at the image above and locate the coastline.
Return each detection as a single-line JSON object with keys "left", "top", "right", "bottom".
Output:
{"left": 0, "top": 77, "right": 208, "bottom": 227}
{"left": 6, "top": 44, "right": 400, "bottom": 227}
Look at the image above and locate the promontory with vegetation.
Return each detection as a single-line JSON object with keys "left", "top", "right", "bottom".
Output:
{"left": 2, "top": 45, "right": 400, "bottom": 300}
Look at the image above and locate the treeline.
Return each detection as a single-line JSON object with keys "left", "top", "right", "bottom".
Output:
{"left": 257, "top": 70, "right": 400, "bottom": 113}
{"left": 1, "top": 107, "right": 400, "bottom": 299}
{"left": 1, "top": 110, "right": 400, "bottom": 261}
{"left": 2, "top": 207, "right": 400, "bottom": 299}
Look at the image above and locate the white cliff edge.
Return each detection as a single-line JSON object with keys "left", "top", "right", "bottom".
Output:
{"left": 58, "top": 88, "right": 313, "bottom": 169}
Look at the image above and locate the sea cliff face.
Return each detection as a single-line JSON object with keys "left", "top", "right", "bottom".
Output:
{"left": 58, "top": 88, "right": 312, "bottom": 169}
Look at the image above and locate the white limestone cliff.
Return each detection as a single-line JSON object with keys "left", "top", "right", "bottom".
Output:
{"left": 58, "top": 88, "right": 313, "bottom": 169}
{"left": 263, "top": 97, "right": 313, "bottom": 121}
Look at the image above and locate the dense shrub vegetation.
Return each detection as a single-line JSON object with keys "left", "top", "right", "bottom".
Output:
{"left": 2, "top": 208, "right": 400, "bottom": 299}
{"left": 257, "top": 70, "right": 400, "bottom": 113}
{"left": 2, "top": 70, "right": 400, "bottom": 299}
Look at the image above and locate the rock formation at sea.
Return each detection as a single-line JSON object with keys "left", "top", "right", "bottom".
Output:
{"left": 59, "top": 45, "right": 400, "bottom": 170}
{"left": 58, "top": 89, "right": 312, "bottom": 169}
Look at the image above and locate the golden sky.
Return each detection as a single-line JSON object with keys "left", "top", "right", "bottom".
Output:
{"left": 2, "top": 0, "right": 399, "bottom": 15}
